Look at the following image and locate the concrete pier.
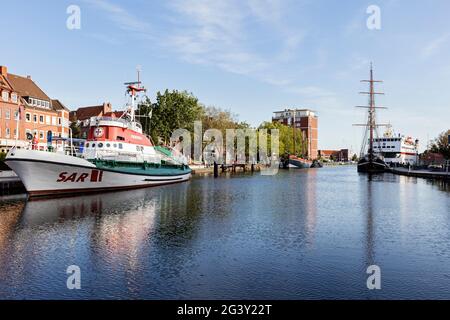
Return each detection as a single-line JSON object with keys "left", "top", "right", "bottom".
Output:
{"left": 0, "top": 171, "right": 25, "bottom": 195}
{"left": 390, "top": 167, "right": 450, "bottom": 181}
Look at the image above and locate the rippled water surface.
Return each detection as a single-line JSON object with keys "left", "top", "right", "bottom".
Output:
{"left": 0, "top": 166, "right": 449, "bottom": 299}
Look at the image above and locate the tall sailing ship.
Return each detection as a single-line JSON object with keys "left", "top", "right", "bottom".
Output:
{"left": 5, "top": 76, "right": 192, "bottom": 197}
{"left": 355, "top": 65, "right": 389, "bottom": 173}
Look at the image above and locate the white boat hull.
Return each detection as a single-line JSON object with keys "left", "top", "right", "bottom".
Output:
{"left": 5, "top": 148, "right": 191, "bottom": 197}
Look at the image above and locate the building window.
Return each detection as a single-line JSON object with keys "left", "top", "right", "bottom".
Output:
{"left": 58, "top": 117, "right": 62, "bottom": 125}
{"left": 39, "top": 131, "right": 44, "bottom": 140}
{"left": 39, "top": 115, "right": 44, "bottom": 123}
{"left": 2, "top": 91, "right": 8, "bottom": 102}
{"left": 13, "top": 128, "right": 17, "bottom": 138}
{"left": 52, "top": 116, "right": 57, "bottom": 125}
{"left": 5, "top": 128, "right": 10, "bottom": 138}
{"left": 14, "top": 110, "right": 19, "bottom": 120}
{"left": 33, "top": 114, "right": 38, "bottom": 123}
{"left": 46, "top": 115, "right": 50, "bottom": 124}
{"left": 25, "top": 112, "right": 31, "bottom": 122}
{"left": 11, "top": 93, "right": 18, "bottom": 103}
{"left": 5, "top": 109, "right": 10, "bottom": 120}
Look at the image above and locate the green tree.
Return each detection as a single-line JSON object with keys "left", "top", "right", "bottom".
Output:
{"left": 69, "top": 116, "right": 81, "bottom": 139}
{"left": 258, "top": 121, "right": 306, "bottom": 157}
{"left": 138, "top": 90, "right": 204, "bottom": 144}
{"left": 429, "top": 130, "right": 450, "bottom": 159}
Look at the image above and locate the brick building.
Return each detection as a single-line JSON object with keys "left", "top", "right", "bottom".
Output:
{"left": 0, "top": 66, "right": 69, "bottom": 153}
{"left": 69, "top": 102, "right": 115, "bottom": 139}
{"left": 272, "top": 109, "right": 318, "bottom": 159}
{"left": 318, "top": 149, "right": 349, "bottom": 162}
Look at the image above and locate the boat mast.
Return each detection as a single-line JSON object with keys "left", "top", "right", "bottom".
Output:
{"left": 368, "top": 64, "right": 375, "bottom": 161}
{"left": 124, "top": 67, "right": 146, "bottom": 123}
{"left": 354, "top": 64, "right": 386, "bottom": 160}
{"left": 292, "top": 109, "right": 296, "bottom": 156}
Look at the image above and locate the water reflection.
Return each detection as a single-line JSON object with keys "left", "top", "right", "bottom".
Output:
{"left": 0, "top": 167, "right": 449, "bottom": 299}
{"left": 363, "top": 177, "right": 375, "bottom": 266}
{"left": 0, "top": 200, "right": 24, "bottom": 254}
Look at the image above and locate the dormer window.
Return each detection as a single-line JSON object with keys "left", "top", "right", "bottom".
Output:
{"left": 11, "top": 93, "right": 18, "bottom": 103}
{"left": 28, "top": 97, "right": 50, "bottom": 109}
{"left": 2, "top": 91, "right": 8, "bottom": 102}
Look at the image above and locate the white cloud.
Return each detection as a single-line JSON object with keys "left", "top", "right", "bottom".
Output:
{"left": 165, "top": 0, "right": 311, "bottom": 91}
{"left": 421, "top": 33, "right": 450, "bottom": 59}
{"left": 85, "top": 0, "right": 323, "bottom": 99}
{"left": 83, "top": 0, "right": 152, "bottom": 36}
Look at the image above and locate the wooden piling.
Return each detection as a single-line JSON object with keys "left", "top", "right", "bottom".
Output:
{"left": 214, "top": 161, "right": 218, "bottom": 178}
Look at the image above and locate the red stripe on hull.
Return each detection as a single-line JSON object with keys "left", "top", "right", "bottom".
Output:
{"left": 27, "top": 179, "right": 189, "bottom": 198}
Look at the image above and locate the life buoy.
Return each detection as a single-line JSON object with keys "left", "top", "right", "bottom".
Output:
{"left": 93, "top": 127, "right": 104, "bottom": 138}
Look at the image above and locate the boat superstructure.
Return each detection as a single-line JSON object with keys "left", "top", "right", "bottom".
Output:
{"left": 373, "top": 126, "right": 419, "bottom": 165}
{"left": 6, "top": 75, "right": 191, "bottom": 197}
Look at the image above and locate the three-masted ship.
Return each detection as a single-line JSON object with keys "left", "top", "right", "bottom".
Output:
{"left": 355, "top": 65, "right": 388, "bottom": 173}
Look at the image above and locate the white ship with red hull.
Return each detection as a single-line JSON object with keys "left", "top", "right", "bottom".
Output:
{"left": 6, "top": 77, "right": 191, "bottom": 197}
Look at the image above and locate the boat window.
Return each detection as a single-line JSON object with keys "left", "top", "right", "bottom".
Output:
{"left": 117, "top": 136, "right": 125, "bottom": 141}
{"left": 92, "top": 143, "right": 96, "bottom": 148}
{"left": 113, "top": 144, "right": 117, "bottom": 148}
{"left": 119, "top": 143, "right": 123, "bottom": 149}
{"left": 98, "top": 143, "right": 103, "bottom": 148}
{"left": 106, "top": 143, "right": 111, "bottom": 148}
{"left": 86, "top": 143, "right": 90, "bottom": 148}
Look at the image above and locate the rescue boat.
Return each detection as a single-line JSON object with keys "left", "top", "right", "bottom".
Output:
{"left": 5, "top": 79, "right": 191, "bottom": 197}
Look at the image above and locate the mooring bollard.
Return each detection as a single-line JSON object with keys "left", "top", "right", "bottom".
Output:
{"left": 214, "top": 161, "right": 218, "bottom": 178}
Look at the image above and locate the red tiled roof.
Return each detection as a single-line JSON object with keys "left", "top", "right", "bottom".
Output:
{"left": 73, "top": 105, "right": 105, "bottom": 121}
{"left": 6, "top": 73, "right": 51, "bottom": 101}
{"left": 319, "top": 150, "right": 339, "bottom": 156}
{"left": 51, "top": 99, "right": 69, "bottom": 111}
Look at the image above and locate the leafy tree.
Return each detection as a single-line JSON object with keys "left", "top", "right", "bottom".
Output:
{"left": 258, "top": 121, "right": 306, "bottom": 157}
{"left": 69, "top": 115, "right": 81, "bottom": 139}
{"left": 429, "top": 130, "right": 450, "bottom": 159}
{"left": 202, "top": 106, "right": 239, "bottom": 133}
{"left": 138, "top": 90, "right": 204, "bottom": 144}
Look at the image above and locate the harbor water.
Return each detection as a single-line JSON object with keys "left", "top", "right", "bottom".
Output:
{"left": 0, "top": 166, "right": 449, "bottom": 299}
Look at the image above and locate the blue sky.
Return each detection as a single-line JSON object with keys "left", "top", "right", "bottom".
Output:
{"left": 1, "top": 0, "right": 449, "bottom": 152}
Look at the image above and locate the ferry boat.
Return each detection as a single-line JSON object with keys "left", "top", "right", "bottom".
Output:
{"left": 354, "top": 65, "right": 389, "bottom": 173}
{"left": 5, "top": 79, "right": 191, "bottom": 197}
{"left": 373, "top": 126, "right": 419, "bottom": 165}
